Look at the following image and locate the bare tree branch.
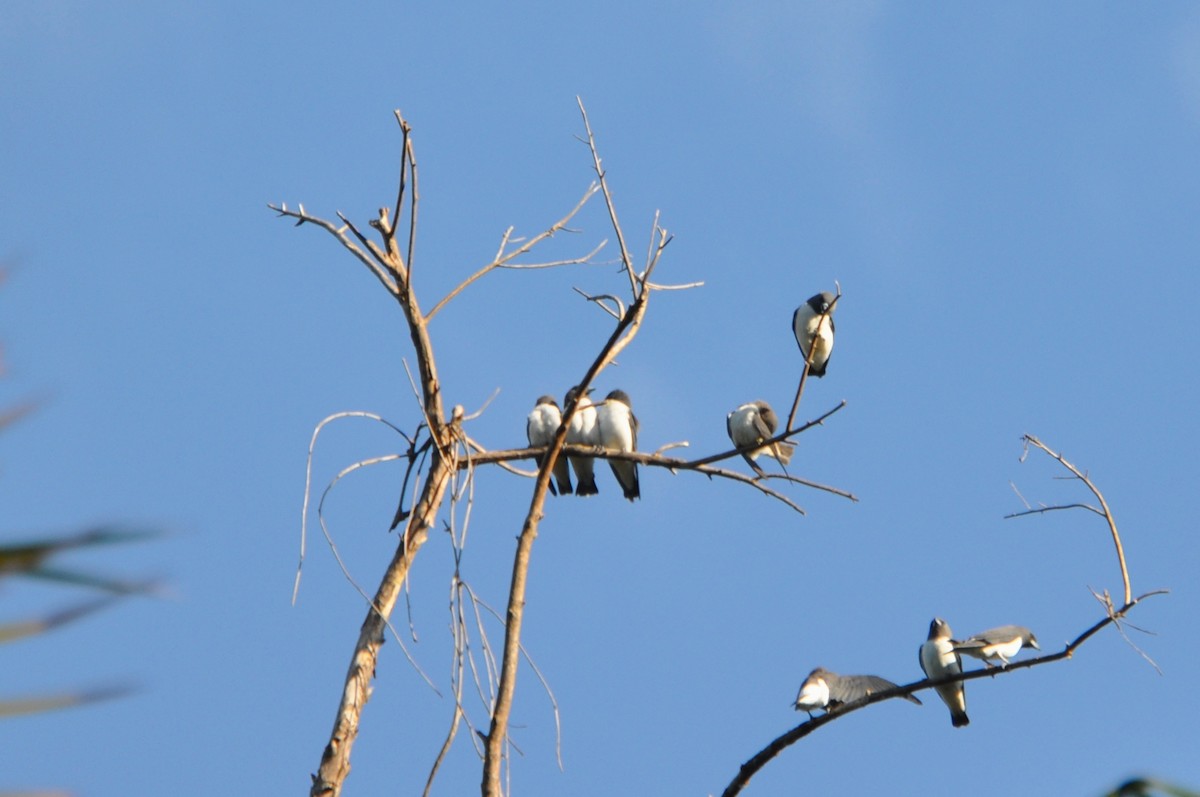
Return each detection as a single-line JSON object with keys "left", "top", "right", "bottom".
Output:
{"left": 279, "top": 112, "right": 457, "bottom": 797}
{"left": 720, "top": 589, "right": 1168, "bottom": 797}
{"left": 1012, "top": 434, "right": 1132, "bottom": 605}
{"left": 296, "top": 411, "right": 416, "bottom": 604}
{"left": 280, "top": 108, "right": 619, "bottom": 796}
{"left": 425, "top": 183, "right": 601, "bottom": 321}
{"left": 268, "top": 203, "right": 399, "bottom": 295}
{"left": 576, "top": 96, "right": 636, "bottom": 291}
{"left": 1004, "top": 502, "right": 1105, "bottom": 520}
{"left": 721, "top": 441, "right": 1162, "bottom": 796}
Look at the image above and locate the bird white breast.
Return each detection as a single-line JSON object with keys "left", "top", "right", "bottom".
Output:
{"left": 795, "top": 308, "right": 834, "bottom": 360}
{"left": 728, "top": 406, "right": 762, "bottom": 450}
{"left": 567, "top": 401, "right": 598, "bottom": 444}
{"left": 807, "top": 315, "right": 833, "bottom": 358}
{"left": 795, "top": 678, "right": 831, "bottom": 712}
{"left": 920, "top": 638, "right": 960, "bottom": 677}
{"left": 527, "top": 406, "right": 560, "bottom": 447}
{"left": 597, "top": 403, "right": 634, "bottom": 451}
{"left": 980, "top": 637, "right": 1023, "bottom": 662}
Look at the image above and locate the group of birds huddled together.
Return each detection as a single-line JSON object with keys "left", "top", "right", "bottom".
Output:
{"left": 526, "top": 388, "right": 641, "bottom": 501}
{"left": 524, "top": 291, "right": 840, "bottom": 501}
{"left": 795, "top": 619, "right": 1041, "bottom": 728}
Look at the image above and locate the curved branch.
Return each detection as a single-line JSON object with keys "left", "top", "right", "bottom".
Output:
{"left": 1014, "top": 435, "right": 1132, "bottom": 605}
{"left": 720, "top": 590, "right": 1168, "bottom": 797}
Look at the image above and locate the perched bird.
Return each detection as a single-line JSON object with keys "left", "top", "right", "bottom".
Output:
{"left": 595, "top": 389, "right": 640, "bottom": 501}
{"left": 919, "top": 618, "right": 969, "bottom": 728}
{"left": 526, "top": 395, "right": 572, "bottom": 496}
{"left": 954, "top": 625, "right": 1040, "bottom": 667}
{"left": 726, "top": 400, "right": 795, "bottom": 475}
{"left": 564, "top": 386, "right": 599, "bottom": 496}
{"left": 794, "top": 667, "right": 921, "bottom": 718}
{"left": 792, "top": 291, "right": 837, "bottom": 377}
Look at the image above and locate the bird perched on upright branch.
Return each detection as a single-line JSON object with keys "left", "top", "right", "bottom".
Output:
{"left": 792, "top": 291, "right": 837, "bottom": 377}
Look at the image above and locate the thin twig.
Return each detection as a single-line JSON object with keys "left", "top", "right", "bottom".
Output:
{"left": 1013, "top": 435, "right": 1132, "bottom": 605}
{"left": 314, "top": 458, "right": 439, "bottom": 696}
{"left": 425, "top": 184, "right": 600, "bottom": 321}
{"left": 574, "top": 288, "right": 624, "bottom": 320}
{"left": 1004, "top": 503, "right": 1105, "bottom": 520}
{"left": 577, "top": 97, "right": 635, "bottom": 290}
{"left": 269, "top": 203, "right": 399, "bottom": 295}
{"left": 297, "top": 411, "right": 414, "bottom": 605}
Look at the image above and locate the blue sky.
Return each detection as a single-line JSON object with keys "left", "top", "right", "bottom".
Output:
{"left": 2, "top": 3, "right": 1198, "bottom": 795}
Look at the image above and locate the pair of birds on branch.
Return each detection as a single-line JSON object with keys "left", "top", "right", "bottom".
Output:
{"left": 794, "top": 620, "right": 1040, "bottom": 728}
{"left": 727, "top": 291, "right": 839, "bottom": 475}
{"left": 524, "top": 291, "right": 840, "bottom": 499}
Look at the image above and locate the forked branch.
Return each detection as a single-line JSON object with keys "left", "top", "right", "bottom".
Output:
{"left": 280, "top": 110, "right": 606, "bottom": 797}
{"left": 1009, "top": 434, "right": 1131, "bottom": 606}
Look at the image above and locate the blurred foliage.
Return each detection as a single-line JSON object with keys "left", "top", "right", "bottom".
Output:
{"left": 2, "top": 279, "right": 157, "bottom": 727}
{"left": 1107, "top": 778, "right": 1200, "bottom": 797}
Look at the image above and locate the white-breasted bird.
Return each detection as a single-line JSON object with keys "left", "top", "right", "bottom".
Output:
{"left": 564, "top": 386, "right": 599, "bottom": 497}
{"left": 954, "top": 625, "right": 1040, "bottom": 667}
{"left": 919, "top": 618, "right": 969, "bottom": 728}
{"left": 526, "top": 395, "right": 572, "bottom": 496}
{"left": 595, "top": 389, "right": 640, "bottom": 501}
{"left": 792, "top": 291, "right": 837, "bottom": 377}
{"left": 794, "top": 667, "right": 921, "bottom": 718}
{"left": 726, "top": 400, "right": 794, "bottom": 475}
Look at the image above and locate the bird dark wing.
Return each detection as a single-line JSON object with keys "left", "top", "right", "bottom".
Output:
{"left": 974, "top": 625, "right": 1027, "bottom": 643}
{"left": 750, "top": 411, "right": 774, "bottom": 444}
{"left": 829, "top": 674, "right": 919, "bottom": 705}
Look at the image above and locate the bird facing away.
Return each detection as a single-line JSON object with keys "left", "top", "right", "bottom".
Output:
{"left": 792, "top": 291, "right": 837, "bottom": 377}
{"left": 919, "top": 618, "right": 969, "bottom": 728}
{"left": 794, "top": 667, "right": 922, "bottom": 718}
{"left": 564, "top": 386, "right": 599, "bottom": 496}
{"left": 526, "top": 395, "right": 572, "bottom": 496}
{"left": 726, "top": 400, "right": 795, "bottom": 475}
{"left": 954, "top": 625, "right": 1040, "bottom": 667}
{"left": 595, "top": 389, "right": 640, "bottom": 501}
